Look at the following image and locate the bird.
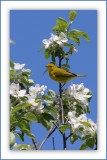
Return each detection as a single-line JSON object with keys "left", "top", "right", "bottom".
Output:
{"left": 46, "top": 62, "right": 86, "bottom": 83}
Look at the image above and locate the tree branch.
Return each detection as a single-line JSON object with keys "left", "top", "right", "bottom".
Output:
{"left": 65, "top": 133, "right": 73, "bottom": 141}
{"left": 52, "top": 137, "right": 55, "bottom": 150}
{"left": 38, "top": 125, "right": 57, "bottom": 150}
{"left": 59, "top": 57, "right": 67, "bottom": 150}
{"left": 32, "top": 138, "right": 38, "bottom": 150}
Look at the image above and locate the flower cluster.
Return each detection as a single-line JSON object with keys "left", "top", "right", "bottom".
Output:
{"left": 13, "top": 63, "right": 26, "bottom": 70}
{"left": 10, "top": 62, "right": 47, "bottom": 113}
{"left": 26, "top": 84, "right": 47, "bottom": 113}
{"left": 68, "top": 111, "right": 97, "bottom": 137}
{"left": 64, "top": 83, "right": 92, "bottom": 110}
{"left": 42, "top": 32, "right": 68, "bottom": 48}
{"left": 10, "top": 83, "right": 47, "bottom": 113}
{"left": 10, "top": 83, "right": 26, "bottom": 98}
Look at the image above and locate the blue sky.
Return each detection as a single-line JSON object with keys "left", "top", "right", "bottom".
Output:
{"left": 10, "top": 10, "right": 97, "bottom": 150}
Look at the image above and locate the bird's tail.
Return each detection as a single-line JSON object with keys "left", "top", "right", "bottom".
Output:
{"left": 77, "top": 74, "right": 86, "bottom": 77}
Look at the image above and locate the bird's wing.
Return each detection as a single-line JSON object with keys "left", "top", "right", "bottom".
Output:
{"left": 52, "top": 68, "right": 77, "bottom": 78}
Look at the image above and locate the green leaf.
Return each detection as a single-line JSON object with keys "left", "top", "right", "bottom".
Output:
{"left": 42, "top": 94, "right": 53, "bottom": 104}
{"left": 86, "top": 137, "right": 95, "bottom": 148}
{"left": 51, "top": 52, "right": 55, "bottom": 63}
{"left": 12, "top": 103, "right": 32, "bottom": 113}
{"left": 22, "top": 71, "right": 31, "bottom": 77}
{"left": 44, "top": 50, "right": 51, "bottom": 59}
{"left": 59, "top": 124, "right": 70, "bottom": 133}
{"left": 78, "top": 127, "right": 84, "bottom": 133}
{"left": 57, "top": 17, "right": 69, "bottom": 29}
{"left": 35, "top": 98, "right": 42, "bottom": 103}
{"left": 81, "top": 134, "right": 91, "bottom": 140}
{"left": 86, "top": 106, "right": 90, "bottom": 113}
{"left": 65, "top": 57, "right": 69, "bottom": 65}
{"left": 80, "top": 142, "right": 88, "bottom": 150}
{"left": 81, "top": 121, "right": 91, "bottom": 127}
{"left": 78, "top": 31, "right": 90, "bottom": 42}
{"left": 52, "top": 17, "right": 69, "bottom": 32}
{"left": 10, "top": 132, "right": 15, "bottom": 148}
{"left": 69, "top": 11, "right": 77, "bottom": 21}
{"left": 10, "top": 60, "right": 14, "bottom": 68}
{"left": 38, "top": 116, "right": 51, "bottom": 130}
{"left": 22, "top": 112, "right": 37, "bottom": 122}
{"left": 76, "top": 105, "right": 83, "bottom": 115}
{"left": 10, "top": 40, "right": 15, "bottom": 44}
{"left": 16, "top": 144, "right": 34, "bottom": 150}
{"left": 62, "top": 64, "right": 70, "bottom": 69}
{"left": 70, "top": 134, "right": 78, "bottom": 144}
{"left": 17, "top": 120, "right": 30, "bottom": 130}
{"left": 16, "top": 118, "right": 35, "bottom": 139}
{"left": 38, "top": 45, "right": 45, "bottom": 52}
{"left": 70, "top": 30, "right": 90, "bottom": 42}
{"left": 22, "top": 128, "right": 35, "bottom": 138}
{"left": 10, "top": 70, "right": 18, "bottom": 75}
{"left": 63, "top": 43, "right": 74, "bottom": 48}
{"left": 10, "top": 76, "right": 15, "bottom": 82}
{"left": 20, "top": 76, "right": 30, "bottom": 86}
{"left": 46, "top": 106, "right": 58, "bottom": 116}
{"left": 42, "top": 112, "right": 54, "bottom": 121}
{"left": 61, "top": 67, "right": 69, "bottom": 71}
{"left": 68, "top": 32, "right": 80, "bottom": 45}
{"left": 52, "top": 25, "right": 61, "bottom": 32}
{"left": 16, "top": 132, "right": 24, "bottom": 142}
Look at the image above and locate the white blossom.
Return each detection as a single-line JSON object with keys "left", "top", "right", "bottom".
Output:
{"left": 35, "top": 102, "right": 44, "bottom": 113}
{"left": 26, "top": 95, "right": 44, "bottom": 113}
{"left": 64, "top": 83, "right": 92, "bottom": 107}
{"left": 28, "top": 79, "right": 34, "bottom": 84}
{"left": 55, "top": 32, "right": 68, "bottom": 47}
{"left": 26, "top": 95, "right": 38, "bottom": 106}
{"left": 42, "top": 39, "right": 53, "bottom": 49}
{"left": 22, "top": 68, "right": 31, "bottom": 73}
{"left": 68, "top": 111, "right": 97, "bottom": 137}
{"left": 42, "top": 32, "right": 68, "bottom": 48}
{"left": 14, "top": 63, "right": 25, "bottom": 70}
{"left": 50, "top": 33, "right": 59, "bottom": 41}
{"left": 10, "top": 83, "right": 26, "bottom": 98}
{"left": 29, "top": 84, "right": 47, "bottom": 98}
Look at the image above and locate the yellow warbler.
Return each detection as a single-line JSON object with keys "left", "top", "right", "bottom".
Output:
{"left": 46, "top": 62, "right": 86, "bottom": 83}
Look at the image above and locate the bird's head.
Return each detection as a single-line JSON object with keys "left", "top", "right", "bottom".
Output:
{"left": 46, "top": 62, "right": 55, "bottom": 72}
{"left": 43, "top": 62, "right": 55, "bottom": 76}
